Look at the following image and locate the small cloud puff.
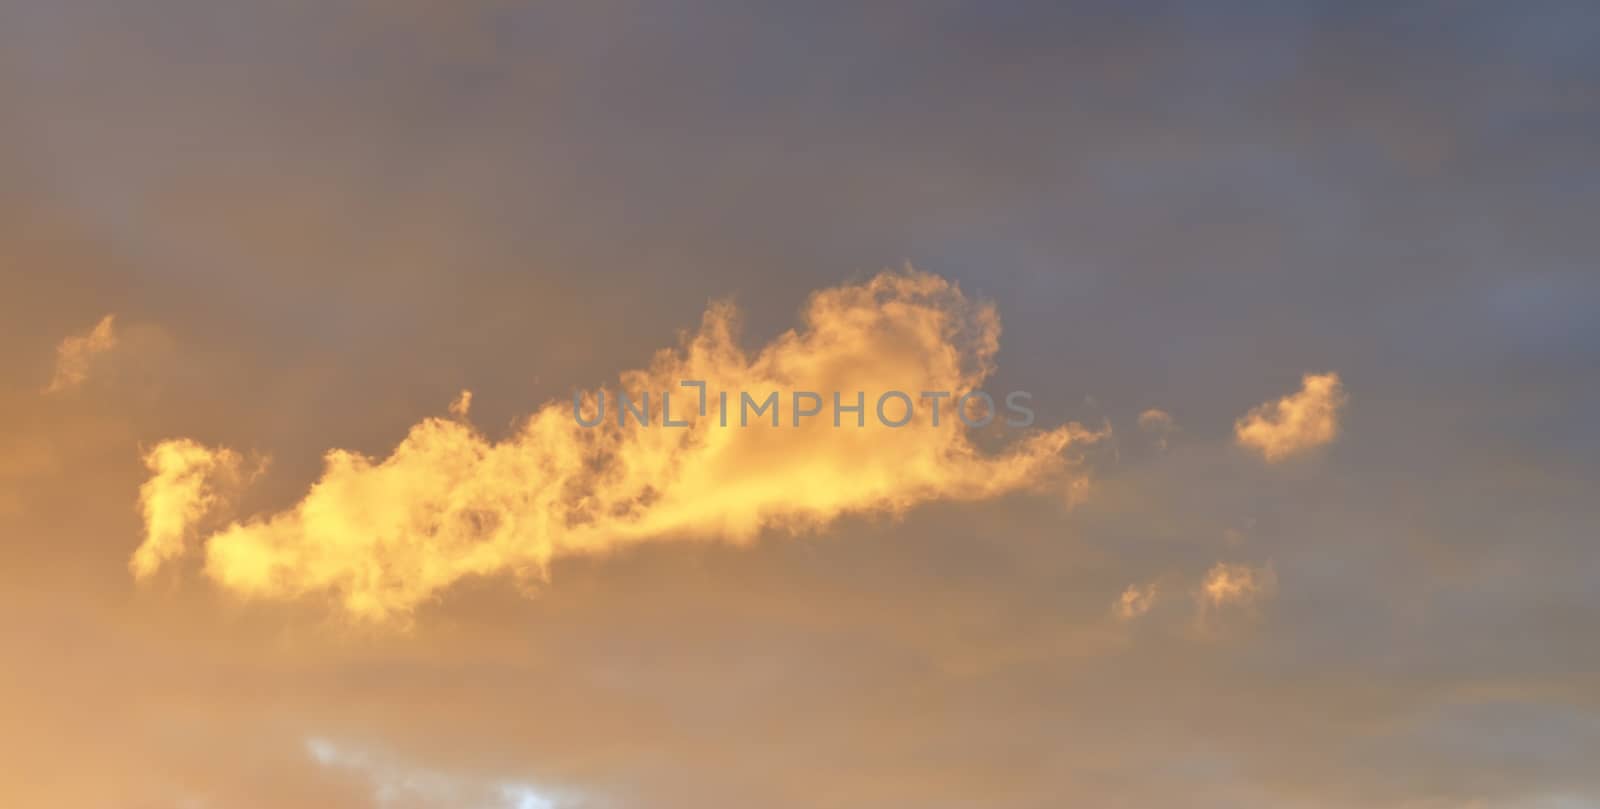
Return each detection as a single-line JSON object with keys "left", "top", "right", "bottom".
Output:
{"left": 1234, "top": 372, "right": 1347, "bottom": 461}
{"left": 1136, "top": 408, "right": 1176, "bottom": 451}
{"left": 1114, "top": 582, "right": 1159, "bottom": 620}
{"left": 1199, "top": 561, "right": 1276, "bottom": 609}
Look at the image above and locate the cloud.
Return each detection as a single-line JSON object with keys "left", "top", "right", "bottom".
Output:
{"left": 1136, "top": 408, "right": 1176, "bottom": 450}
{"left": 1234, "top": 372, "right": 1347, "bottom": 461}
{"left": 131, "top": 439, "right": 244, "bottom": 579}
{"left": 1198, "top": 562, "right": 1276, "bottom": 608}
{"left": 145, "top": 271, "right": 1102, "bottom": 620}
{"left": 305, "top": 738, "right": 563, "bottom": 809}
{"left": 1114, "top": 582, "right": 1159, "bottom": 620}
{"left": 6, "top": 4, "right": 1600, "bottom": 806}
{"left": 42, "top": 314, "right": 117, "bottom": 394}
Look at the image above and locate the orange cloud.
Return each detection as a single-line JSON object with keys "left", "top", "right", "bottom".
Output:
{"left": 1114, "top": 582, "right": 1159, "bottom": 620}
{"left": 131, "top": 439, "right": 244, "bottom": 579}
{"left": 1198, "top": 562, "right": 1276, "bottom": 608}
{"left": 1234, "top": 372, "right": 1347, "bottom": 461}
{"left": 140, "top": 271, "right": 1102, "bottom": 621}
{"left": 43, "top": 314, "right": 117, "bottom": 394}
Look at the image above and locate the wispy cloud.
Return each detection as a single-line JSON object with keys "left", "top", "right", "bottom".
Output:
{"left": 306, "top": 738, "right": 563, "bottom": 809}
{"left": 42, "top": 314, "right": 117, "bottom": 394}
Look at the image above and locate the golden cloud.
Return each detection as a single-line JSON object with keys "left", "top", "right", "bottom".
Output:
{"left": 43, "top": 314, "right": 117, "bottom": 394}
{"left": 137, "top": 271, "right": 1102, "bottom": 621}
{"left": 131, "top": 439, "right": 244, "bottom": 579}
{"left": 1234, "top": 372, "right": 1347, "bottom": 461}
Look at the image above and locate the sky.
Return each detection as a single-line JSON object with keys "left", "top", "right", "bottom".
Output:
{"left": 2, "top": 2, "right": 1599, "bottom": 807}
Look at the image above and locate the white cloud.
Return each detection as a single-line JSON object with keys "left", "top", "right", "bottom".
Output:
{"left": 306, "top": 738, "right": 563, "bottom": 809}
